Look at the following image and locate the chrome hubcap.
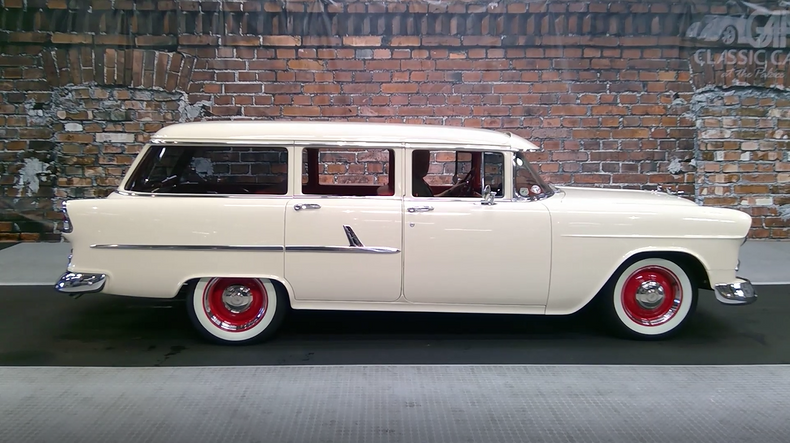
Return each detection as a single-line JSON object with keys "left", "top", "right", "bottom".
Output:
{"left": 635, "top": 281, "right": 665, "bottom": 310}
{"left": 222, "top": 285, "right": 253, "bottom": 313}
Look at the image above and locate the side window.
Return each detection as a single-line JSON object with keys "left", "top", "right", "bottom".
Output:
{"left": 411, "top": 149, "right": 505, "bottom": 198}
{"left": 126, "top": 146, "right": 289, "bottom": 195}
{"left": 483, "top": 151, "right": 505, "bottom": 198}
{"left": 302, "top": 147, "right": 394, "bottom": 196}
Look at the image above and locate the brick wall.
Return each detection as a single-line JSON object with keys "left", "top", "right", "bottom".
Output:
{"left": 0, "top": 0, "right": 788, "bottom": 240}
{"left": 694, "top": 90, "right": 790, "bottom": 239}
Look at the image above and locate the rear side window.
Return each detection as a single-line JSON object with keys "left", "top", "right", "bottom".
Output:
{"left": 125, "top": 145, "right": 289, "bottom": 195}
{"left": 301, "top": 147, "right": 395, "bottom": 196}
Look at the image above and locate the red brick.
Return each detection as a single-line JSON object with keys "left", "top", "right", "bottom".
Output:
{"left": 422, "top": 36, "right": 461, "bottom": 46}
{"left": 222, "top": 36, "right": 262, "bottom": 46}
{"left": 283, "top": 106, "right": 320, "bottom": 116}
{"left": 342, "top": 36, "right": 382, "bottom": 47}
{"left": 381, "top": 83, "right": 418, "bottom": 94}
{"left": 462, "top": 36, "right": 502, "bottom": 46}
{"left": 4, "top": 32, "right": 50, "bottom": 43}
{"left": 136, "top": 36, "right": 176, "bottom": 46}
{"left": 224, "top": 84, "right": 262, "bottom": 93}
{"left": 243, "top": 107, "right": 280, "bottom": 117}
{"left": 550, "top": 105, "right": 587, "bottom": 116}
{"left": 51, "top": 33, "right": 93, "bottom": 44}
{"left": 390, "top": 36, "right": 420, "bottom": 47}
{"left": 95, "top": 35, "right": 134, "bottom": 46}
{"left": 287, "top": 60, "right": 324, "bottom": 70}
{"left": 262, "top": 36, "right": 301, "bottom": 46}
{"left": 304, "top": 84, "right": 340, "bottom": 94}
{"left": 179, "top": 35, "right": 219, "bottom": 45}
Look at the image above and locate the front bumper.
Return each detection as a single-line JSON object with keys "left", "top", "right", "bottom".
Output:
{"left": 54, "top": 271, "right": 106, "bottom": 296}
{"left": 714, "top": 277, "right": 757, "bottom": 305}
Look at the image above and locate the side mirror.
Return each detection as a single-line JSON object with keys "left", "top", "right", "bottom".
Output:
{"left": 481, "top": 185, "right": 496, "bottom": 206}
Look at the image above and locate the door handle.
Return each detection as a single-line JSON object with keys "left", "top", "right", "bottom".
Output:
{"left": 407, "top": 206, "right": 434, "bottom": 213}
{"left": 294, "top": 203, "right": 321, "bottom": 211}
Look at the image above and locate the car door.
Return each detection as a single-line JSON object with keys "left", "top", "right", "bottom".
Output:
{"left": 283, "top": 145, "right": 403, "bottom": 303}
{"left": 402, "top": 148, "right": 552, "bottom": 307}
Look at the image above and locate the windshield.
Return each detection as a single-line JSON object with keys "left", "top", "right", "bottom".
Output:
{"left": 513, "top": 151, "right": 555, "bottom": 201}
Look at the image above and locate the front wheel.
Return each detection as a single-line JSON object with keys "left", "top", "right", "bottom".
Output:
{"left": 601, "top": 257, "right": 698, "bottom": 340}
{"left": 186, "top": 277, "right": 287, "bottom": 345}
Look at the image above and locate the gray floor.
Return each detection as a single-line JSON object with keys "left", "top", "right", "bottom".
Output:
{"left": 0, "top": 239, "right": 788, "bottom": 285}
{"left": 2, "top": 364, "right": 788, "bottom": 443}
{"left": 0, "top": 242, "right": 71, "bottom": 285}
{"left": 739, "top": 240, "right": 790, "bottom": 284}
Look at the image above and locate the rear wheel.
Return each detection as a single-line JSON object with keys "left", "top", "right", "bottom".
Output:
{"left": 601, "top": 257, "right": 697, "bottom": 340}
{"left": 186, "top": 277, "right": 287, "bottom": 345}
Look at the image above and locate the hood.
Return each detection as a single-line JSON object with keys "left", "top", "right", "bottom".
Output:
{"left": 552, "top": 186, "right": 698, "bottom": 207}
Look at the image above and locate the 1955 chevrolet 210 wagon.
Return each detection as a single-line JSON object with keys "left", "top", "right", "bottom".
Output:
{"left": 55, "top": 121, "right": 757, "bottom": 345}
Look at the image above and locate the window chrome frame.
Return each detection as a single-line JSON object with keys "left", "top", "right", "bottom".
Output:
{"left": 511, "top": 150, "right": 556, "bottom": 203}
{"left": 294, "top": 142, "right": 404, "bottom": 199}
{"left": 404, "top": 145, "right": 517, "bottom": 203}
{"left": 120, "top": 141, "right": 294, "bottom": 198}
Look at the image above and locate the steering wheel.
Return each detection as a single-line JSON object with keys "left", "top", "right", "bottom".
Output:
{"left": 446, "top": 169, "right": 475, "bottom": 197}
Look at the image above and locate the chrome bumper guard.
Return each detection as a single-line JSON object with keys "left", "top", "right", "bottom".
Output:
{"left": 714, "top": 277, "right": 757, "bottom": 305}
{"left": 54, "top": 271, "right": 106, "bottom": 296}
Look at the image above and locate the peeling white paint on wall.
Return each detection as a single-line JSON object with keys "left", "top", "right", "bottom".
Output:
{"left": 779, "top": 205, "right": 790, "bottom": 222}
{"left": 667, "top": 158, "right": 683, "bottom": 175}
{"left": 13, "top": 158, "right": 50, "bottom": 197}
{"left": 180, "top": 99, "right": 212, "bottom": 122}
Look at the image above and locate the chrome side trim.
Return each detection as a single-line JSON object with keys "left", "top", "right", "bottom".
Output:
{"left": 90, "top": 244, "right": 284, "bottom": 251}
{"left": 286, "top": 246, "right": 400, "bottom": 254}
{"left": 55, "top": 271, "right": 106, "bottom": 295}
{"left": 714, "top": 277, "right": 757, "bottom": 305}
{"left": 88, "top": 244, "right": 399, "bottom": 254}
{"left": 114, "top": 190, "right": 295, "bottom": 199}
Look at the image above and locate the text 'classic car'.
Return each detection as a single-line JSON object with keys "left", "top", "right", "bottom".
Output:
{"left": 55, "top": 121, "right": 757, "bottom": 345}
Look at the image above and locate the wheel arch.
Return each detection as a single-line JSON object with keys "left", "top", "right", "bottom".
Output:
{"left": 616, "top": 250, "right": 711, "bottom": 291}
{"left": 176, "top": 274, "right": 295, "bottom": 309}
{"left": 568, "top": 248, "right": 712, "bottom": 315}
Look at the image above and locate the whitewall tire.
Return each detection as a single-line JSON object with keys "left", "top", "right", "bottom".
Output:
{"left": 602, "top": 257, "right": 698, "bottom": 340}
{"left": 186, "top": 277, "right": 287, "bottom": 345}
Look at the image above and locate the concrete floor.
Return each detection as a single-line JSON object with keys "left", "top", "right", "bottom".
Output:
{"left": 2, "top": 364, "right": 788, "bottom": 443}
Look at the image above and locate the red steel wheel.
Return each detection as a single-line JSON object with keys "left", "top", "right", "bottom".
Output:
{"left": 203, "top": 277, "right": 268, "bottom": 332}
{"left": 605, "top": 257, "right": 697, "bottom": 339}
{"left": 187, "top": 277, "right": 286, "bottom": 345}
{"left": 620, "top": 266, "right": 682, "bottom": 327}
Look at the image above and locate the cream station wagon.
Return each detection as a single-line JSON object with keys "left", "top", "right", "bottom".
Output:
{"left": 55, "top": 121, "right": 757, "bottom": 345}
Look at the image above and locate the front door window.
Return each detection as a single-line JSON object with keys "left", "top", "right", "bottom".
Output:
{"left": 410, "top": 149, "right": 505, "bottom": 200}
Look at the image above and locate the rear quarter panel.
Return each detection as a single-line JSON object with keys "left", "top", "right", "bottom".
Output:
{"left": 63, "top": 194, "right": 288, "bottom": 298}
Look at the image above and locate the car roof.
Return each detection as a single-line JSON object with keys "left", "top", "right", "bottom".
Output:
{"left": 149, "top": 120, "right": 539, "bottom": 151}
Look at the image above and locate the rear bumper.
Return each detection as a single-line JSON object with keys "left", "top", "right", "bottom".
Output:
{"left": 714, "top": 277, "right": 757, "bottom": 305}
{"left": 54, "top": 271, "right": 106, "bottom": 295}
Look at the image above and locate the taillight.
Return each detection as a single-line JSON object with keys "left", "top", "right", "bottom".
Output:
{"left": 61, "top": 201, "right": 73, "bottom": 233}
